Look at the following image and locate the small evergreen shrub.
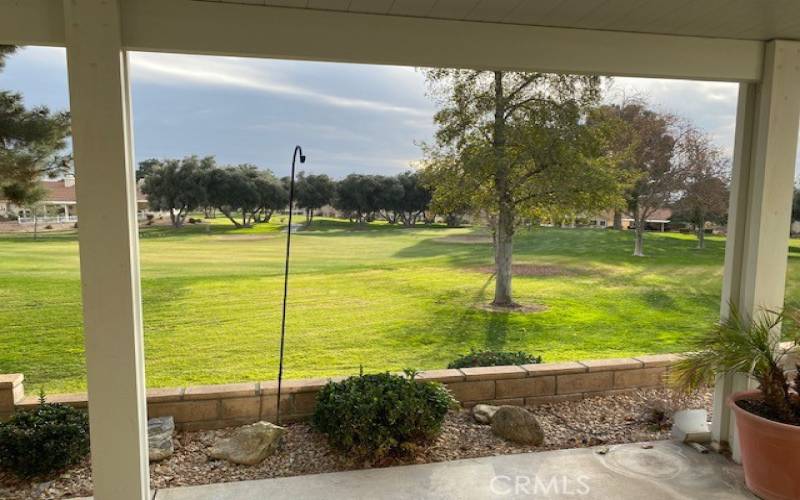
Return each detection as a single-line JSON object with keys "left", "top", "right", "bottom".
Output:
{"left": 0, "top": 395, "right": 90, "bottom": 477}
{"left": 312, "top": 371, "right": 454, "bottom": 459}
{"left": 447, "top": 349, "right": 542, "bottom": 369}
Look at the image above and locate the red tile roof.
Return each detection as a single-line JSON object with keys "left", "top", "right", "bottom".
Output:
{"left": 40, "top": 180, "right": 75, "bottom": 202}
{"left": 36, "top": 179, "right": 147, "bottom": 203}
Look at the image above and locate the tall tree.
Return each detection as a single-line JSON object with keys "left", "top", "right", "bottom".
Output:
{"left": 295, "top": 172, "right": 335, "bottom": 223}
{"left": 374, "top": 175, "right": 404, "bottom": 224}
{"left": 205, "top": 165, "right": 262, "bottom": 228}
{"left": 596, "top": 103, "right": 685, "bottom": 256}
{"left": 252, "top": 169, "right": 288, "bottom": 223}
{"left": 672, "top": 129, "right": 729, "bottom": 249}
{"left": 333, "top": 174, "right": 382, "bottom": 223}
{"left": 1, "top": 46, "right": 71, "bottom": 211}
{"left": 395, "top": 171, "right": 431, "bottom": 226}
{"left": 140, "top": 156, "right": 212, "bottom": 227}
{"left": 136, "top": 158, "right": 161, "bottom": 182}
{"left": 423, "top": 70, "right": 627, "bottom": 307}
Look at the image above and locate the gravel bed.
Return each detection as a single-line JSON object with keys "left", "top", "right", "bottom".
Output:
{"left": 0, "top": 388, "right": 712, "bottom": 499}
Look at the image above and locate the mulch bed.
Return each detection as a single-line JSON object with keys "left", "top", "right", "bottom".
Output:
{"left": 0, "top": 388, "right": 712, "bottom": 499}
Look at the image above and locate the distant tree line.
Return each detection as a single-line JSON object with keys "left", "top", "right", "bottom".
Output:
{"left": 138, "top": 157, "right": 434, "bottom": 229}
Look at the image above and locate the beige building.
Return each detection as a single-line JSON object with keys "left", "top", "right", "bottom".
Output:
{"left": 0, "top": 177, "right": 148, "bottom": 223}
{"left": 589, "top": 208, "right": 673, "bottom": 231}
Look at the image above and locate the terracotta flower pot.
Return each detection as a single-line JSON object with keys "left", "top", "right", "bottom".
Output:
{"left": 729, "top": 390, "right": 800, "bottom": 500}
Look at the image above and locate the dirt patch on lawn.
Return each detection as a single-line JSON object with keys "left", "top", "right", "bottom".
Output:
{"left": 434, "top": 234, "right": 493, "bottom": 244}
{"left": 474, "top": 264, "right": 581, "bottom": 277}
{"left": 473, "top": 302, "right": 548, "bottom": 314}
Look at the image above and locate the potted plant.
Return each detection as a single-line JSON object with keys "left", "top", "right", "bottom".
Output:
{"left": 674, "top": 307, "right": 800, "bottom": 500}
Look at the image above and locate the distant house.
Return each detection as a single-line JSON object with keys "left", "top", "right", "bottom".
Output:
{"left": 591, "top": 208, "right": 673, "bottom": 231}
{"left": 0, "top": 177, "right": 149, "bottom": 223}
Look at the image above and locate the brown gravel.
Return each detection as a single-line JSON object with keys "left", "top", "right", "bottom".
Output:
{"left": 0, "top": 388, "right": 712, "bottom": 499}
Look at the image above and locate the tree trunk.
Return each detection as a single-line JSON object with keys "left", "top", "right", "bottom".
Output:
{"left": 633, "top": 218, "right": 645, "bottom": 257}
{"left": 612, "top": 210, "right": 623, "bottom": 230}
{"left": 219, "top": 208, "right": 242, "bottom": 228}
{"left": 697, "top": 222, "right": 706, "bottom": 249}
{"left": 491, "top": 70, "right": 515, "bottom": 307}
{"left": 494, "top": 205, "right": 514, "bottom": 305}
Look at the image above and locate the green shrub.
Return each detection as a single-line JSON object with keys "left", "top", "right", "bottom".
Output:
{"left": 447, "top": 349, "right": 542, "bottom": 369}
{"left": 311, "top": 371, "right": 454, "bottom": 459}
{"left": 0, "top": 397, "right": 90, "bottom": 477}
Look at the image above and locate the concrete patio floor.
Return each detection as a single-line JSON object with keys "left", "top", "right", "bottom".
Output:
{"left": 142, "top": 441, "right": 754, "bottom": 499}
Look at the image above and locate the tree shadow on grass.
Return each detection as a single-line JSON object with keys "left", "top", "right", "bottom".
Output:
{"left": 444, "top": 273, "right": 512, "bottom": 351}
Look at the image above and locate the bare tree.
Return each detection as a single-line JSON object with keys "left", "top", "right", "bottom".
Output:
{"left": 598, "top": 103, "right": 686, "bottom": 256}
{"left": 672, "top": 129, "right": 729, "bottom": 248}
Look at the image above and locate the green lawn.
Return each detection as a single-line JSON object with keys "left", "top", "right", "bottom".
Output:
{"left": 1, "top": 218, "right": 798, "bottom": 393}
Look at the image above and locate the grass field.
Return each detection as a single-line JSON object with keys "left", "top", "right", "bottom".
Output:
{"left": 2, "top": 218, "right": 799, "bottom": 393}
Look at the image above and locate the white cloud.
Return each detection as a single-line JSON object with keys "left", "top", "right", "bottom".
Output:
{"left": 129, "top": 52, "right": 430, "bottom": 118}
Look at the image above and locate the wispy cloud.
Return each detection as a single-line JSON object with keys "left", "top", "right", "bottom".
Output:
{"left": 129, "top": 52, "right": 430, "bottom": 118}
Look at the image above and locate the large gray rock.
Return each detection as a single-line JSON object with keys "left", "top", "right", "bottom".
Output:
{"left": 491, "top": 406, "right": 544, "bottom": 445}
{"left": 209, "top": 421, "right": 285, "bottom": 465}
{"left": 472, "top": 404, "right": 500, "bottom": 425}
{"left": 148, "top": 416, "right": 175, "bottom": 462}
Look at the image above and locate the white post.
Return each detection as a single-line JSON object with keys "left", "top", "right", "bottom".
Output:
{"left": 63, "top": 1, "right": 149, "bottom": 498}
{"left": 712, "top": 40, "right": 800, "bottom": 460}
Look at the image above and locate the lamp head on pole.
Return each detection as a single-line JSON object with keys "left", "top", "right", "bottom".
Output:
{"left": 293, "top": 145, "right": 306, "bottom": 165}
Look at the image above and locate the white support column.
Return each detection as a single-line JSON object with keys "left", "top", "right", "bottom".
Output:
{"left": 63, "top": 1, "right": 149, "bottom": 499}
{"left": 712, "top": 40, "right": 800, "bottom": 460}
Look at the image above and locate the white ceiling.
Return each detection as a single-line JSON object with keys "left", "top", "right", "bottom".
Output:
{"left": 209, "top": 0, "right": 800, "bottom": 41}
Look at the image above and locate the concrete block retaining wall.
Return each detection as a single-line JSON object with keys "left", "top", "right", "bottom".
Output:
{"left": 0, "top": 354, "right": 682, "bottom": 430}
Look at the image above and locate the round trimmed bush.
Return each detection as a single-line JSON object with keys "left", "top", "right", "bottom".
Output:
{"left": 447, "top": 349, "right": 542, "bottom": 369}
{"left": 311, "top": 371, "right": 454, "bottom": 459}
{"left": 0, "top": 402, "right": 90, "bottom": 477}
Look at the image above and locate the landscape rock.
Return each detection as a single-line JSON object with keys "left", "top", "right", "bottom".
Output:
{"left": 209, "top": 421, "right": 285, "bottom": 465}
{"left": 472, "top": 404, "right": 500, "bottom": 424}
{"left": 491, "top": 405, "right": 544, "bottom": 445}
{"left": 148, "top": 416, "right": 175, "bottom": 462}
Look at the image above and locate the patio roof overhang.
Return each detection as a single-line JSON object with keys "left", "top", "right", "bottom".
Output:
{"left": 2, "top": 2, "right": 799, "bottom": 499}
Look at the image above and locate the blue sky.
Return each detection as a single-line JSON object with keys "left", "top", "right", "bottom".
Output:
{"left": 0, "top": 46, "right": 744, "bottom": 179}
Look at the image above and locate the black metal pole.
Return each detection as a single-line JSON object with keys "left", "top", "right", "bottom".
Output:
{"left": 276, "top": 145, "right": 304, "bottom": 424}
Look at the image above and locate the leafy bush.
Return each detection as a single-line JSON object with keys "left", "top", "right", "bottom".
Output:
{"left": 0, "top": 396, "right": 90, "bottom": 477}
{"left": 447, "top": 349, "right": 542, "bottom": 369}
{"left": 312, "top": 371, "right": 454, "bottom": 459}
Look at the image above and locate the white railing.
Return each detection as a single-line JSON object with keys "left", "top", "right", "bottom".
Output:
{"left": 17, "top": 215, "right": 78, "bottom": 225}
